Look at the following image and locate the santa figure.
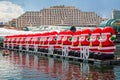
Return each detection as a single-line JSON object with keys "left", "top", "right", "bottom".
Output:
{"left": 4, "top": 36, "right": 10, "bottom": 49}
{"left": 89, "top": 27, "right": 102, "bottom": 58}
{"left": 15, "top": 34, "right": 22, "bottom": 49}
{"left": 3, "top": 36, "right": 8, "bottom": 48}
{"left": 98, "top": 26, "right": 116, "bottom": 60}
{"left": 62, "top": 30, "right": 73, "bottom": 56}
{"left": 55, "top": 30, "right": 65, "bottom": 55}
{"left": 48, "top": 31, "right": 58, "bottom": 54}
{"left": 70, "top": 30, "right": 81, "bottom": 56}
{"left": 42, "top": 31, "right": 50, "bottom": 52}
{"left": 78, "top": 29, "right": 91, "bottom": 58}
{"left": 19, "top": 34, "right": 26, "bottom": 50}
{"left": 34, "top": 33, "right": 41, "bottom": 52}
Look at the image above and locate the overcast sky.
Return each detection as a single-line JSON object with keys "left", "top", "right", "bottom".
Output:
{"left": 0, "top": 0, "right": 120, "bottom": 22}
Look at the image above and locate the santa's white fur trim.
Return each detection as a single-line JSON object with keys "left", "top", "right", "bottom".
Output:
{"left": 98, "top": 46, "right": 116, "bottom": 50}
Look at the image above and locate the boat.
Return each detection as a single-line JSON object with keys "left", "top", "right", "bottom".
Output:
{"left": 2, "top": 49, "right": 10, "bottom": 56}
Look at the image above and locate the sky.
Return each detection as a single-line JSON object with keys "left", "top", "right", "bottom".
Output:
{"left": 0, "top": 0, "right": 120, "bottom": 22}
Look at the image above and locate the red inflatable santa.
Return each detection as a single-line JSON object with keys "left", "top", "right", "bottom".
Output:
{"left": 3, "top": 36, "right": 8, "bottom": 48}
{"left": 20, "top": 34, "right": 27, "bottom": 50}
{"left": 62, "top": 30, "right": 73, "bottom": 56}
{"left": 42, "top": 31, "right": 50, "bottom": 52}
{"left": 48, "top": 31, "right": 58, "bottom": 53}
{"left": 55, "top": 30, "right": 65, "bottom": 55}
{"left": 98, "top": 26, "right": 116, "bottom": 60}
{"left": 70, "top": 30, "right": 81, "bottom": 56}
{"left": 89, "top": 27, "right": 102, "bottom": 58}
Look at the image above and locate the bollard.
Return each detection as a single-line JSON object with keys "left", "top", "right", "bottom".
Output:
{"left": 80, "top": 46, "right": 90, "bottom": 62}
{"left": 12, "top": 43, "right": 14, "bottom": 49}
{"left": 62, "top": 46, "right": 68, "bottom": 56}
{"left": 84, "top": 46, "right": 89, "bottom": 59}
{"left": 48, "top": 45, "right": 53, "bottom": 54}
{"left": 26, "top": 44, "right": 29, "bottom": 51}
{"left": 7, "top": 43, "right": 9, "bottom": 49}
{"left": 34, "top": 44, "right": 38, "bottom": 52}
{"left": 19, "top": 44, "right": 22, "bottom": 51}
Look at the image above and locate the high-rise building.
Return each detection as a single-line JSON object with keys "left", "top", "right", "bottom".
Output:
{"left": 112, "top": 9, "right": 120, "bottom": 19}
{"left": 16, "top": 5, "right": 103, "bottom": 29}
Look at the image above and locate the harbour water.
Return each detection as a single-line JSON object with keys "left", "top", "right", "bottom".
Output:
{"left": 0, "top": 50, "right": 120, "bottom": 80}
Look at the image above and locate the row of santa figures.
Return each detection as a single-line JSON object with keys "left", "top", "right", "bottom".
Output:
{"left": 3, "top": 26, "right": 116, "bottom": 60}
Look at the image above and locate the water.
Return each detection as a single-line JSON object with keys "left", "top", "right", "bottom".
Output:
{"left": 0, "top": 50, "right": 120, "bottom": 80}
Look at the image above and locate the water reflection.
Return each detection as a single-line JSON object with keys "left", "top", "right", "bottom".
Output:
{"left": 114, "top": 66, "right": 120, "bottom": 80}
{"left": 80, "top": 63, "right": 89, "bottom": 79}
{"left": 0, "top": 50, "right": 117, "bottom": 80}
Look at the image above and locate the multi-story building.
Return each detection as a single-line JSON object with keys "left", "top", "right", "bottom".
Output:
{"left": 16, "top": 5, "right": 103, "bottom": 29}
{"left": 112, "top": 9, "right": 120, "bottom": 19}
{"left": 8, "top": 19, "right": 16, "bottom": 28}
{"left": 0, "top": 22, "right": 7, "bottom": 27}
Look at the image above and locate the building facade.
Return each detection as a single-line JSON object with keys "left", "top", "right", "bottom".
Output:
{"left": 8, "top": 19, "right": 16, "bottom": 27}
{"left": 112, "top": 9, "right": 120, "bottom": 19}
{"left": 16, "top": 5, "right": 103, "bottom": 29}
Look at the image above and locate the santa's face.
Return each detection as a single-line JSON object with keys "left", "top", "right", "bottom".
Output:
{"left": 90, "top": 34, "right": 97, "bottom": 42}
{"left": 48, "top": 36, "right": 53, "bottom": 41}
{"left": 40, "top": 37, "right": 44, "bottom": 41}
{"left": 57, "top": 36, "right": 61, "bottom": 41}
{"left": 32, "top": 37, "right": 36, "bottom": 41}
{"left": 79, "top": 35, "right": 85, "bottom": 41}
{"left": 43, "top": 37, "right": 47, "bottom": 41}
{"left": 16, "top": 38, "right": 19, "bottom": 41}
{"left": 39, "top": 37, "right": 42, "bottom": 41}
{"left": 72, "top": 36, "right": 77, "bottom": 42}
{"left": 99, "top": 34, "right": 107, "bottom": 42}
{"left": 62, "top": 36, "right": 67, "bottom": 41}
{"left": 20, "top": 38, "right": 23, "bottom": 42}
